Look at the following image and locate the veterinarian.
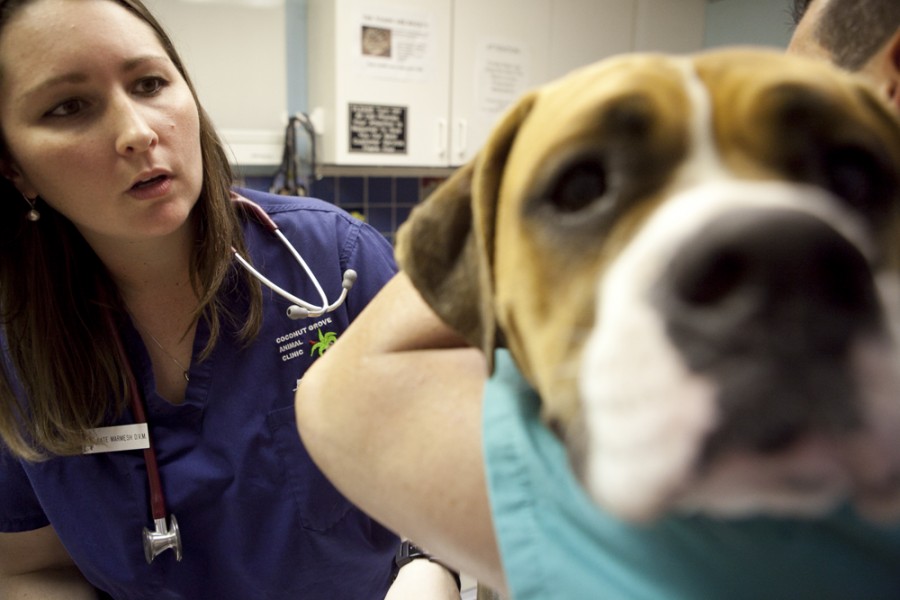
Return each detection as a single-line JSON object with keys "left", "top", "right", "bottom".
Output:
{"left": 0, "top": 0, "right": 461, "bottom": 597}
{"left": 296, "top": 0, "right": 900, "bottom": 598}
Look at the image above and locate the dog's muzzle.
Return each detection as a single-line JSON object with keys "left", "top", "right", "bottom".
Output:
{"left": 655, "top": 206, "right": 881, "bottom": 461}
{"left": 577, "top": 179, "right": 900, "bottom": 523}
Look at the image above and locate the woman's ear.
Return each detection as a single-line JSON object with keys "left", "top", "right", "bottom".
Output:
{"left": 0, "top": 156, "right": 37, "bottom": 198}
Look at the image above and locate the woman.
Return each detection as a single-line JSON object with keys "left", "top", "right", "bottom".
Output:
{"left": 0, "top": 0, "right": 457, "bottom": 597}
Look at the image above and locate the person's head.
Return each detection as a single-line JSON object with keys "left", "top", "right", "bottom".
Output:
{"left": 0, "top": 0, "right": 261, "bottom": 459}
{"left": 0, "top": 0, "right": 235, "bottom": 244}
{"left": 788, "top": 0, "right": 900, "bottom": 111}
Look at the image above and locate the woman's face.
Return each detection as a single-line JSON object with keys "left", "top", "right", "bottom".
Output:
{"left": 0, "top": 0, "right": 203, "bottom": 248}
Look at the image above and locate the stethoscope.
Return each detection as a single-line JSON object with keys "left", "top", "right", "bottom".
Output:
{"left": 232, "top": 195, "right": 357, "bottom": 320}
{"left": 105, "top": 196, "right": 356, "bottom": 563}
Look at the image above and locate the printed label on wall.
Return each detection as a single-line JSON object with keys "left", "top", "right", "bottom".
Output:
{"left": 348, "top": 103, "right": 408, "bottom": 154}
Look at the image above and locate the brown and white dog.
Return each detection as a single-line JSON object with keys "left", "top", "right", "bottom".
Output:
{"left": 395, "top": 48, "right": 900, "bottom": 524}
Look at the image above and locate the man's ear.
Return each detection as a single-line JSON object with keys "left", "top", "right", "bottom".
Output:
{"left": 886, "top": 28, "right": 900, "bottom": 111}
{"left": 395, "top": 92, "right": 537, "bottom": 369}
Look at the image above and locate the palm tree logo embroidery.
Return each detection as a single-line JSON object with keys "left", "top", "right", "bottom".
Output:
{"left": 310, "top": 329, "right": 338, "bottom": 357}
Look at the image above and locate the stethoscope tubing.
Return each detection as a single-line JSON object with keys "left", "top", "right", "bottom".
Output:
{"left": 105, "top": 308, "right": 168, "bottom": 523}
{"left": 232, "top": 243, "right": 325, "bottom": 313}
{"left": 105, "top": 307, "right": 182, "bottom": 563}
{"left": 232, "top": 195, "right": 356, "bottom": 319}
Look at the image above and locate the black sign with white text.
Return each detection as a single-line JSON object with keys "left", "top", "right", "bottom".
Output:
{"left": 348, "top": 103, "right": 408, "bottom": 154}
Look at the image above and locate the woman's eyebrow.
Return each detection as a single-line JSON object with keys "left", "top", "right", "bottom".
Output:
{"left": 22, "top": 72, "right": 88, "bottom": 102}
{"left": 120, "top": 54, "right": 171, "bottom": 73}
{"left": 21, "top": 54, "right": 171, "bottom": 101}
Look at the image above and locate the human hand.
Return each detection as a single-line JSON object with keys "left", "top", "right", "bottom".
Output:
{"left": 384, "top": 558, "right": 461, "bottom": 600}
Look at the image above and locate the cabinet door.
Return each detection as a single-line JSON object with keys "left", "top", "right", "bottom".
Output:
{"left": 548, "top": 0, "right": 637, "bottom": 81}
{"left": 633, "top": 0, "right": 706, "bottom": 53}
{"left": 308, "top": 0, "right": 452, "bottom": 167}
{"left": 448, "top": 0, "right": 552, "bottom": 166}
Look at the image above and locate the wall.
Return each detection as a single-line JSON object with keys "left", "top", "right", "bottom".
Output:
{"left": 148, "top": 0, "right": 288, "bottom": 167}
{"left": 704, "top": 0, "right": 795, "bottom": 50}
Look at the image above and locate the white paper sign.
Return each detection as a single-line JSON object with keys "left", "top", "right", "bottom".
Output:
{"left": 476, "top": 39, "right": 529, "bottom": 117}
{"left": 355, "top": 6, "right": 435, "bottom": 82}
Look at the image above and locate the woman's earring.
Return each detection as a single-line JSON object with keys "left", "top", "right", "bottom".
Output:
{"left": 21, "top": 193, "right": 40, "bottom": 222}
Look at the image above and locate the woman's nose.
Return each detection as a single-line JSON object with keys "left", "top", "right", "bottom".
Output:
{"left": 114, "top": 100, "right": 159, "bottom": 155}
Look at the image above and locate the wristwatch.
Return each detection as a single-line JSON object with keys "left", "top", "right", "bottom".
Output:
{"left": 394, "top": 540, "right": 462, "bottom": 590}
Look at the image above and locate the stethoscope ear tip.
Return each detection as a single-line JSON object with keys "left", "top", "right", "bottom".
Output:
{"left": 287, "top": 305, "right": 310, "bottom": 320}
{"left": 342, "top": 269, "right": 358, "bottom": 288}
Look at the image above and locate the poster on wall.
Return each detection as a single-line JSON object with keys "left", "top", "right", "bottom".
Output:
{"left": 348, "top": 103, "right": 408, "bottom": 154}
{"left": 354, "top": 5, "right": 435, "bottom": 83}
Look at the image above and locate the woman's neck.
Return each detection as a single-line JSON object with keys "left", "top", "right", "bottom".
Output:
{"left": 96, "top": 225, "right": 196, "bottom": 301}
{"left": 92, "top": 224, "right": 202, "bottom": 404}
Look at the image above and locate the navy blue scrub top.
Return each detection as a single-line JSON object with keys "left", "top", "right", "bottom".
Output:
{"left": 0, "top": 188, "right": 400, "bottom": 599}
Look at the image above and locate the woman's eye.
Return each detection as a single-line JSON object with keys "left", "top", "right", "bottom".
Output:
{"left": 134, "top": 76, "right": 167, "bottom": 96}
{"left": 45, "top": 98, "right": 86, "bottom": 118}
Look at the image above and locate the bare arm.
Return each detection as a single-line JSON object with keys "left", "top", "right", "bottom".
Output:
{"left": 296, "top": 273, "right": 507, "bottom": 594}
{"left": 0, "top": 525, "right": 97, "bottom": 599}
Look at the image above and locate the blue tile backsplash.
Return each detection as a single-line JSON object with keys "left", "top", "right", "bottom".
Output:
{"left": 238, "top": 173, "right": 447, "bottom": 245}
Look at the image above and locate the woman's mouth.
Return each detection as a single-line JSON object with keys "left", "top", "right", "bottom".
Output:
{"left": 128, "top": 174, "right": 173, "bottom": 199}
{"left": 132, "top": 175, "right": 167, "bottom": 189}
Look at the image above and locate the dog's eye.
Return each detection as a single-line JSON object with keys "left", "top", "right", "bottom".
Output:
{"left": 548, "top": 159, "right": 608, "bottom": 214}
{"left": 825, "top": 144, "right": 894, "bottom": 221}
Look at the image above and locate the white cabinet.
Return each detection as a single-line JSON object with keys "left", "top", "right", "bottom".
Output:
{"left": 448, "top": 0, "right": 552, "bottom": 165}
{"left": 307, "top": 0, "right": 453, "bottom": 167}
{"left": 307, "top": 0, "right": 705, "bottom": 168}
{"left": 308, "top": 0, "right": 555, "bottom": 167}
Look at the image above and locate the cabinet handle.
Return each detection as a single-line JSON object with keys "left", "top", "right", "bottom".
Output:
{"left": 436, "top": 118, "right": 447, "bottom": 159}
{"left": 454, "top": 119, "right": 468, "bottom": 162}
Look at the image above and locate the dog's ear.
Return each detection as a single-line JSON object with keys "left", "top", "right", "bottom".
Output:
{"left": 396, "top": 92, "right": 537, "bottom": 370}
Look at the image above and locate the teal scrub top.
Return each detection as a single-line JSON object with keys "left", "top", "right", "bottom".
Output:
{"left": 482, "top": 349, "right": 900, "bottom": 600}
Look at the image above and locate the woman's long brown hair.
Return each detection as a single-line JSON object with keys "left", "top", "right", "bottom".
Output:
{"left": 0, "top": 0, "right": 263, "bottom": 460}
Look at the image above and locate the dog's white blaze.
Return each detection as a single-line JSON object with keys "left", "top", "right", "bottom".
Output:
{"left": 581, "top": 295, "right": 716, "bottom": 520}
{"left": 669, "top": 58, "right": 734, "bottom": 189}
{"left": 578, "top": 59, "right": 891, "bottom": 521}
{"left": 578, "top": 61, "right": 724, "bottom": 520}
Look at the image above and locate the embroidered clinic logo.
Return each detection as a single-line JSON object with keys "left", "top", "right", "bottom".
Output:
{"left": 309, "top": 329, "right": 337, "bottom": 357}
{"left": 275, "top": 316, "right": 337, "bottom": 362}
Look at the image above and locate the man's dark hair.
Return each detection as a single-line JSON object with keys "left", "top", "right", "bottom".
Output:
{"left": 789, "top": 0, "right": 813, "bottom": 25}
{"left": 791, "top": 0, "right": 900, "bottom": 71}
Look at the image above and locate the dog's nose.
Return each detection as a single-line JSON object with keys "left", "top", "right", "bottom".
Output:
{"left": 655, "top": 208, "right": 878, "bottom": 454}
{"left": 661, "top": 208, "right": 878, "bottom": 357}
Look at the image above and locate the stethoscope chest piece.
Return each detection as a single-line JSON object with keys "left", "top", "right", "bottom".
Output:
{"left": 143, "top": 514, "right": 183, "bottom": 563}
